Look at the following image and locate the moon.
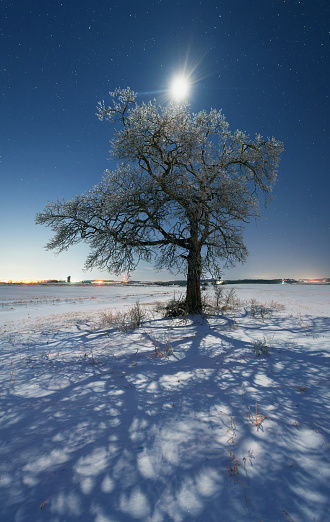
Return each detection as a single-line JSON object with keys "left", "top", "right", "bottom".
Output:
{"left": 170, "top": 76, "right": 190, "bottom": 101}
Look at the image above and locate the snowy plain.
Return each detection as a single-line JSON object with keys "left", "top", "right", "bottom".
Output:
{"left": 0, "top": 283, "right": 329, "bottom": 522}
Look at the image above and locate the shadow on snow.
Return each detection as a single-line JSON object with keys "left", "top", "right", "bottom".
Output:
{"left": 0, "top": 312, "right": 329, "bottom": 521}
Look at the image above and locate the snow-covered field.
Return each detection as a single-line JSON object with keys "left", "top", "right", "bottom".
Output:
{"left": 0, "top": 284, "right": 329, "bottom": 521}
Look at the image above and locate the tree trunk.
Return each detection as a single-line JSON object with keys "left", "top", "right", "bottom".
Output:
{"left": 186, "top": 247, "right": 202, "bottom": 313}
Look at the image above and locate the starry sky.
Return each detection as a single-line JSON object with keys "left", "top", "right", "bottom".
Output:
{"left": 1, "top": 0, "right": 329, "bottom": 282}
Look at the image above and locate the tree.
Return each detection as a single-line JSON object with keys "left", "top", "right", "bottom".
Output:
{"left": 36, "top": 88, "right": 283, "bottom": 313}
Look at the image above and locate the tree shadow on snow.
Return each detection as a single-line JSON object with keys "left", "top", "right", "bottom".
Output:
{"left": 0, "top": 312, "right": 329, "bottom": 521}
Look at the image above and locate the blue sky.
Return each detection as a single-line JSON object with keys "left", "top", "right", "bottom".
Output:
{"left": 1, "top": 0, "right": 329, "bottom": 281}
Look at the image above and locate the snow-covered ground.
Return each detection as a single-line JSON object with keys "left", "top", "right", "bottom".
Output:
{"left": 0, "top": 284, "right": 329, "bottom": 521}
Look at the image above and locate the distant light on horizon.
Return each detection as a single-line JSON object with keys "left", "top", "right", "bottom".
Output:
{"left": 1, "top": 276, "right": 329, "bottom": 285}
{"left": 0, "top": 279, "right": 50, "bottom": 284}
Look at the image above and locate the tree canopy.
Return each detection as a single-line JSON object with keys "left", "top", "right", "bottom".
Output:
{"left": 36, "top": 87, "right": 283, "bottom": 312}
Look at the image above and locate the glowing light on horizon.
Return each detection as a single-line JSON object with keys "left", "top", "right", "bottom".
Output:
{"left": 0, "top": 279, "right": 48, "bottom": 284}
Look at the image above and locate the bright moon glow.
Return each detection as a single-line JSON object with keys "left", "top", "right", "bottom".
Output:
{"left": 170, "top": 76, "right": 190, "bottom": 101}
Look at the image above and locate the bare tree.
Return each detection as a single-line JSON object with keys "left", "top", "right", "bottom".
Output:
{"left": 36, "top": 88, "right": 283, "bottom": 312}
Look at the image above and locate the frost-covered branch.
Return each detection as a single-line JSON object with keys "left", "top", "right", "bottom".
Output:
{"left": 37, "top": 87, "right": 283, "bottom": 312}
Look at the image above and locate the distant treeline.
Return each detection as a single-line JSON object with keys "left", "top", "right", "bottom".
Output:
{"left": 155, "top": 279, "right": 297, "bottom": 286}
{"left": 221, "top": 279, "right": 292, "bottom": 285}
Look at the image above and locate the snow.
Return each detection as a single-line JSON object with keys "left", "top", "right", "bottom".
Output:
{"left": 0, "top": 283, "right": 330, "bottom": 521}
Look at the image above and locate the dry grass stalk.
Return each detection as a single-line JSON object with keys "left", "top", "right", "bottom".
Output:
{"left": 99, "top": 301, "right": 147, "bottom": 331}
{"left": 246, "top": 402, "right": 267, "bottom": 431}
{"left": 236, "top": 478, "right": 247, "bottom": 499}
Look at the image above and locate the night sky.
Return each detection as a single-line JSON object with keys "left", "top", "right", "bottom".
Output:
{"left": 1, "top": 0, "right": 329, "bottom": 282}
